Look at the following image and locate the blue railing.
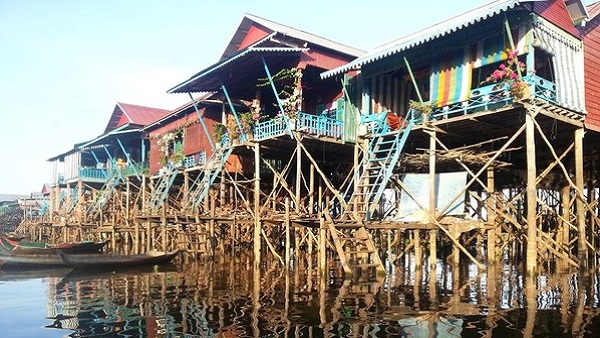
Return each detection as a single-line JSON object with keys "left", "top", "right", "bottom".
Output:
{"left": 360, "top": 111, "right": 390, "bottom": 135}
{"left": 254, "top": 117, "right": 288, "bottom": 140}
{"left": 296, "top": 112, "right": 343, "bottom": 139}
{"left": 253, "top": 112, "right": 344, "bottom": 140}
{"left": 430, "top": 74, "right": 556, "bottom": 120}
{"left": 79, "top": 167, "right": 108, "bottom": 181}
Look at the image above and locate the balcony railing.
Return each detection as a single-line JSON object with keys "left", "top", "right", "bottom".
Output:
{"left": 254, "top": 117, "right": 289, "bottom": 140}
{"left": 253, "top": 112, "right": 343, "bottom": 140}
{"left": 430, "top": 74, "right": 556, "bottom": 120}
{"left": 79, "top": 167, "right": 108, "bottom": 182}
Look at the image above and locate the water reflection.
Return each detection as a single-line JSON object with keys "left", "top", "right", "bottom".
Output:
{"left": 4, "top": 254, "right": 600, "bottom": 337}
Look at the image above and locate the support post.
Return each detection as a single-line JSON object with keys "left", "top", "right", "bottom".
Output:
{"left": 487, "top": 167, "right": 497, "bottom": 264}
{"left": 525, "top": 109, "right": 537, "bottom": 276}
{"left": 253, "top": 143, "right": 262, "bottom": 272}
{"left": 575, "top": 127, "right": 587, "bottom": 269}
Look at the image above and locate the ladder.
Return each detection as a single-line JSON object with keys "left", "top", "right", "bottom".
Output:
{"left": 148, "top": 164, "right": 179, "bottom": 213}
{"left": 329, "top": 112, "right": 415, "bottom": 278}
{"left": 87, "top": 169, "right": 124, "bottom": 221}
{"left": 342, "top": 117, "right": 414, "bottom": 221}
{"left": 185, "top": 146, "right": 234, "bottom": 211}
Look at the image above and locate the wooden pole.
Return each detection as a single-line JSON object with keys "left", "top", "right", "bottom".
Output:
{"left": 253, "top": 143, "right": 262, "bottom": 272}
{"left": 296, "top": 142, "right": 302, "bottom": 213}
{"left": 285, "top": 197, "right": 290, "bottom": 270}
{"left": 525, "top": 108, "right": 537, "bottom": 276}
{"left": 575, "top": 127, "right": 587, "bottom": 269}
{"left": 309, "top": 163, "right": 315, "bottom": 216}
{"left": 487, "top": 167, "right": 497, "bottom": 264}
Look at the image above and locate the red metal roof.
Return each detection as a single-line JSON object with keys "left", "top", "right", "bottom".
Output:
{"left": 104, "top": 102, "right": 171, "bottom": 133}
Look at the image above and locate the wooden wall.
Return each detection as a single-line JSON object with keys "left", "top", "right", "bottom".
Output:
{"left": 583, "top": 16, "right": 600, "bottom": 130}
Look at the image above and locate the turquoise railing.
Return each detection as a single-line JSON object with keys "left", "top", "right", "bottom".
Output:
{"left": 79, "top": 167, "right": 108, "bottom": 181}
{"left": 360, "top": 111, "right": 390, "bottom": 135}
{"left": 254, "top": 117, "right": 288, "bottom": 140}
{"left": 296, "top": 112, "right": 343, "bottom": 139}
{"left": 253, "top": 112, "right": 344, "bottom": 140}
{"left": 430, "top": 74, "right": 556, "bottom": 120}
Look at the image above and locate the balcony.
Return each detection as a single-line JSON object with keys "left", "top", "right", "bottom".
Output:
{"left": 430, "top": 74, "right": 557, "bottom": 120}
{"left": 79, "top": 167, "right": 108, "bottom": 183}
{"left": 253, "top": 111, "right": 343, "bottom": 141}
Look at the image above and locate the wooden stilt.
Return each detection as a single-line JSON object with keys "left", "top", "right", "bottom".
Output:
{"left": 525, "top": 108, "right": 537, "bottom": 276}
{"left": 575, "top": 127, "right": 587, "bottom": 269}
{"left": 253, "top": 143, "right": 262, "bottom": 271}
{"left": 487, "top": 167, "right": 497, "bottom": 264}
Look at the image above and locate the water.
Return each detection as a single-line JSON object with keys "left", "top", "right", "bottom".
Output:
{"left": 1, "top": 254, "right": 600, "bottom": 337}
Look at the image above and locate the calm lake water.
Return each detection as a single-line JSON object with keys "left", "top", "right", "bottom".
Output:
{"left": 1, "top": 254, "right": 600, "bottom": 337}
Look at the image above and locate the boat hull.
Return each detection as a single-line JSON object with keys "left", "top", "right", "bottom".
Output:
{"left": 59, "top": 250, "right": 180, "bottom": 268}
{"left": 0, "top": 253, "right": 66, "bottom": 268}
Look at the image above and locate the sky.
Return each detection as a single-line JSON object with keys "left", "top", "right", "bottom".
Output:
{"left": 0, "top": 0, "right": 590, "bottom": 195}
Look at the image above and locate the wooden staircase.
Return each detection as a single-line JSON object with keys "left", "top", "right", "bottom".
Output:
{"left": 148, "top": 164, "right": 178, "bottom": 213}
{"left": 87, "top": 170, "right": 124, "bottom": 221}
{"left": 184, "top": 146, "right": 234, "bottom": 211}
{"left": 329, "top": 112, "right": 416, "bottom": 279}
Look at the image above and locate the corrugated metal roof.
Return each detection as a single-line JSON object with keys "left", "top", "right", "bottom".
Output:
{"left": 322, "top": 0, "right": 540, "bottom": 78}
{"left": 221, "top": 14, "right": 365, "bottom": 60}
{"left": 168, "top": 45, "right": 307, "bottom": 94}
{"left": 105, "top": 102, "right": 171, "bottom": 133}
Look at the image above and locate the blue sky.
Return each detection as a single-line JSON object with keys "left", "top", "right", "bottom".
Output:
{"left": 0, "top": 0, "right": 576, "bottom": 194}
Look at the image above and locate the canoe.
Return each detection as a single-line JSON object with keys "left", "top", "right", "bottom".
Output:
{"left": 47, "top": 239, "right": 109, "bottom": 254}
{"left": 59, "top": 250, "right": 180, "bottom": 268}
{"left": 0, "top": 237, "right": 108, "bottom": 255}
{"left": 0, "top": 237, "right": 110, "bottom": 268}
{"left": 0, "top": 233, "right": 25, "bottom": 242}
{"left": 0, "top": 252, "right": 66, "bottom": 268}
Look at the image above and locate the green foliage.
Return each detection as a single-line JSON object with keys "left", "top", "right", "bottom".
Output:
{"left": 409, "top": 100, "right": 434, "bottom": 115}
{"left": 212, "top": 122, "right": 227, "bottom": 142}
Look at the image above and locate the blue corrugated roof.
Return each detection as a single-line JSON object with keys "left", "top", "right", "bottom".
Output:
{"left": 321, "top": 0, "right": 538, "bottom": 78}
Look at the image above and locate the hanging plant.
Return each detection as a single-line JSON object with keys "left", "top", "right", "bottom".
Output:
{"left": 256, "top": 67, "right": 302, "bottom": 119}
{"left": 156, "top": 127, "right": 185, "bottom": 166}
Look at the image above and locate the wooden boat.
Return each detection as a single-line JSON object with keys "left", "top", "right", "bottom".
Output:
{"left": 46, "top": 239, "right": 109, "bottom": 254}
{"left": 0, "top": 233, "right": 25, "bottom": 242}
{"left": 0, "top": 237, "right": 109, "bottom": 268}
{"left": 59, "top": 250, "right": 180, "bottom": 268}
{"left": 0, "top": 237, "right": 108, "bottom": 255}
{"left": 0, "top": 252, "right": 66, "bottom": 268}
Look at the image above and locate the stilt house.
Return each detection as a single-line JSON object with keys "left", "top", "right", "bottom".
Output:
{"left": 46, "top": 103, "right": 170, "bottom": 227}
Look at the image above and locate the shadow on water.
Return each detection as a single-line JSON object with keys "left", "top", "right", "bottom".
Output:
{"left": 4, "top": 254, "right": 600, "bottom": 337}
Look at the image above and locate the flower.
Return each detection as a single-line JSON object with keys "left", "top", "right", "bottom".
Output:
{"left": 482, "top": 49, "right": 532, "bottom": 100}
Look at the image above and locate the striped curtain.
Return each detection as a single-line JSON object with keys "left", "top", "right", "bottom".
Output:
{"left": 430, "top": 46, "right": 472, "bottom": 107}
{"left": 473, "top": 26, "right": 531, "bottom": 68}
{"left": 534, "top": 20, "right": 585, "bottom": 112}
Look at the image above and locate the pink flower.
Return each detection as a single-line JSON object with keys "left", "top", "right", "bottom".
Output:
{"left": 508, "top": 49, "right": 519, "bottom": 59}
{"left": 499, "top": 64, "right": 506, "bottom": 70}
